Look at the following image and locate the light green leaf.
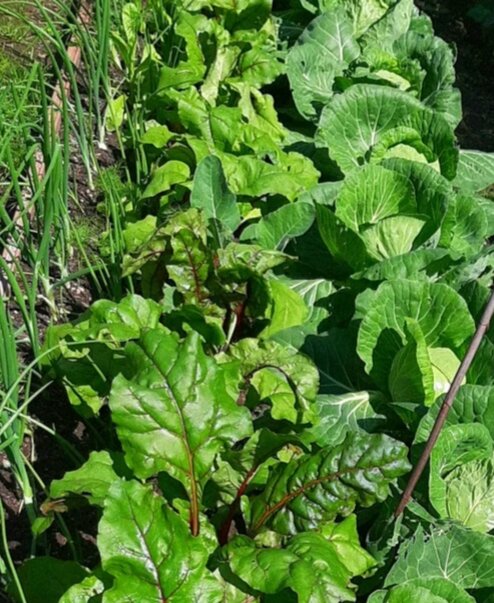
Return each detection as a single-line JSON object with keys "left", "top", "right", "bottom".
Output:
{"left": 335, "top": 164, "right": 414, "bottom": 232}
{"left": 454, "top": 150, "right": 494, "bottom": 194}
{"left": 385, "top": 523, "right": 494, "bottom": 589}
{"left": 415, "top": 385, "right": 494, "bottom": 445}
{"left": 142, "top": 161, "right": 191, "bottom": 199}
{"left": 429, "top": 423, "right": 494, "bottom": 531}
{"left": 244, "top": 203, "right": 315, "bottom": 251}
{"left": 316, "top": 84, "right": 458, "bottom": 178}
{"left": 369, "top": 578, "right": 475, "bottom": 602}
{"left": 310, "top": 391, "right": 387, "bottom": 446}
{"left": 226, "top": 528, "right": 373, "bottom": 602}
{"left": 221, "top": 338, "right": 319, "bottom": 424}
{"left": 261, "top": 279, "right": 309, "bottom": 340}
{"left": 357, "top": 280, "right": 475, "bottom": 389}
{"left": 140, "top": 123, "right": 174, "bottom": 148}
{"left": 49, "top": 451, "right": 120, "bottom": 506}
{"left": 59, "top": 575, "right": 105, "bottom": 603}
{"left": 439, "top": 195, "right": 488, "bottom": 257}
{"left": 287, "top": 8, "right": 360, "bottom": 120}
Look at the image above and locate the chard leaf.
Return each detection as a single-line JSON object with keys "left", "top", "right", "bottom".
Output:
{"left": 222, "top": 338, "right": 318, "bottom": 423}
{"left": 99, "top": 480, "right": 224, "bottom": 601}
{"left": 191, "top": 155, "right": 240, "bottom": 247}
{"left": 369, "top": 578, "right": 475, "bottom": 602}
{"left": 142, "top": 160, "right": 191, "bottom": 199}
{"left": 59, "top": 575, "right": 105, "bottom": 603}
{"left": 49, "top": 451, "right": 121, "bottom": 507}
{"left": 316, "top": 84, "right": 458, "bottom": 178}
{"left": 357, "top": 280, "right": 474, "bottom": 390}
{"left": 250, "top": 432, "right": 410, "bottom": 534}
{"left": 42, "top": 295, "right": 163, "bottom": 417}
{"left": 226, "top": 525, "right": 374, "bottom": 602}
{"left": 221, "top": 152, "right": 320, "bottom": 201}
{"left": 109, "top": 330, "right": 252, "bottom": 523}
{"left": 9, "top": 558, "right": 89, "bottom": 603}
{"left": 385, "top": 523, "right": 494, "bottom": 589}
{"left": 287, "top": 8, "right": 360, "bottom": 120}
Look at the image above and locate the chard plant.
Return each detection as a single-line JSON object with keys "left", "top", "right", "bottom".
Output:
{"left": 9, "top": 0, "right": 494, "bottom": 601}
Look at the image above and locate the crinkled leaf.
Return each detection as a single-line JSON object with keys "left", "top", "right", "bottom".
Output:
{"left": 429, "top": 423, "right": 494, "bottom": 530}
{"left": 226, "top": 528, "right": 374, "bottom": 602}
{"left": 142, "top": 160, "right": 191, "bottom": 199}
{"left": 250, "top": 432, "right": 410, "bottom": 534}
{"left": 221, "top": 338, "right": 318, "bottom": 423}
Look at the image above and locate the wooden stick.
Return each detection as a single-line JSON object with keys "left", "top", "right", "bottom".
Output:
{"left": 395, "top": 286, "right": 494, "bottom": 518}
{"left": 0, "top": 1, "right": 92, "bottom": 296}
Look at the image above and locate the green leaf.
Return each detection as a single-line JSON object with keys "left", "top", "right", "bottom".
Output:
{"left": 335, "top": 164, "right": 415, "bottom": 232}
{"left": 357, "top": 280, "right": 475, "bottom": 390}
{"left": 142, "top": 161, "right": 191, "bottom": 199}
{"left": 221, "top": 152, "right": 320, "bottom": 201}
{"left": 222, "top": 338, "right": 319, "bottom": 424}
{"left": 385, "top": 523, "right": 494, "bottom": 589}
{"left": 250, "top": 432, "right": 410, "bottom": 534}
{"left": 140, "top": 122, "right": 174, "bottom": 148}
{"left": 310, "top": 391, "right": 388, "bottom": 446}
{"left": 369, "top": 578, "right": 475, "bottom": 603}
{"left": 59, "top": 575, "right": 105, "bottom": 603}
{"left": 415, "top": 385, "right": 494, "bottom": 445}
{"left": 316, "top": 84, "right": 458, "bottom": 178}
{"left": 439, "top": 195, "right": 488, "bottom": 258}
{"left": 49, "top": 451, "right": 121, "bottom": 507}
{"left": 226, "top": 527, "right": 374, "bottom": 602}
{"left": 109, "top": 331, "right": 252, "bottom": 515}
{"left": 287, "top": 8, "right": 360, "bottom": 120}
{"left": 454, "top": 150, "right": 494, "bottom": 194}
{"left": 302, "top": 326, "right": 373, "bottom": 394}
{"left": 99, "top": 480, "right": 223, "bottom": 601}
{"left": 429, "top": 423, "right": 494, "bottom": 531}
{"left": 9, "top": 558, "right": 89, "bottom": 603}
{"left": 244, "top": 203, "right": 316, "bottom": 251}
{"left": 261, "top": 279, "right": 309, "bottom": 340}
{"left": 190, "top": 155, "right": 240, "bottom": 247}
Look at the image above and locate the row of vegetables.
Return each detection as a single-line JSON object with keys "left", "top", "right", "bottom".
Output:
{"left": 13, "top": 0, "right": 494, "bottom": 601}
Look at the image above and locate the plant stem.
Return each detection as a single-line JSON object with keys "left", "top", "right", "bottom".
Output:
{"left": 395, "top": 287, "right": 494, "bottom": 518}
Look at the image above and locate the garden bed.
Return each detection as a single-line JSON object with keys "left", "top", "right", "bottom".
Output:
{"left": 3, "top": 0, "right": 494, "bottom": 601}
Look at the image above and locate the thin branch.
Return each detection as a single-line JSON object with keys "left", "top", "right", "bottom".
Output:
{"left": 395, "top": 287, "right": 494, "bottom": 518}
